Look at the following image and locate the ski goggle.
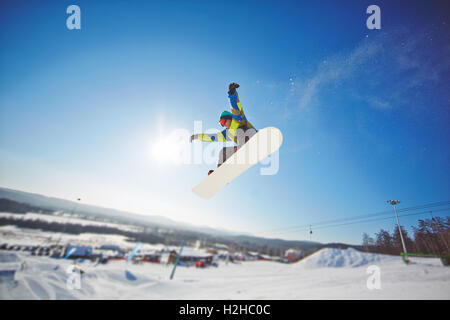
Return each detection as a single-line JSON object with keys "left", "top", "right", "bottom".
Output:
{"left": 219, "top": 118, "right": 227, "bottom": 126}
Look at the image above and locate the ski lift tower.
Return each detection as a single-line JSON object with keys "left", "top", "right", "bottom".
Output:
{"left": 387, "top": 200, "right": 409, "bottom": 263}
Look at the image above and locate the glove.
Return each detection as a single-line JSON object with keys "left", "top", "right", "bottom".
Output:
{"left": 228, "top": 82, "right": 240, "bottom": 95}
{"left": 190, "top": 134, "right": 198, "bottom": 142}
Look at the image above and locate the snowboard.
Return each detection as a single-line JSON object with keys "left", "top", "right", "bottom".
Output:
{"left": 192, "top": 127, "right": 283, "bottom": 199}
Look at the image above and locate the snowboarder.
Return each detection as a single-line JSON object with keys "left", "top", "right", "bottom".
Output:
{"left": 190, "top": 83, "right": 257, "bottom": 174}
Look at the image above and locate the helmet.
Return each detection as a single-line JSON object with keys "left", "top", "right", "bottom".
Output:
{"left": 220, "top": 111, "right": 233, "bottom": 120}
{"left": 219, "top": 111, "right": 233, "bottom": 126}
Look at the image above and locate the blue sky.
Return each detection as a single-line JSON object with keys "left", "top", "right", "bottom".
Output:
{"left": 0, "top": 0, "right": 449, "bottom": 244}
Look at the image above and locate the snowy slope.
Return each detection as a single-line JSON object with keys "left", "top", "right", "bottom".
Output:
{"left": 297, "top": 247, "right": 398, "bottom": 268}
{"left": 0, "top": 225, "right": 135, "bottom": 249}
{"left": 0, "top": 212, "right": 143, "bottom": 233}
{"left": 1, "top": 248, "right": 449, "bottom": 300}
{"left": 0, "top": 188, "right": 242, "bottom": 237}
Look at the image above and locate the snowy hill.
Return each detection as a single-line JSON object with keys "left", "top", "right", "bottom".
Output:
{"left": 1, "top": 248, "right": 449, "bottom": 300}
{"left": 298, "top": 247, "right": 396, "bottom": 268}
{"left": 0, "top": 187, "right": 241, "bottom": 237}
{"left": 0, "top": 187, "right": 323, "bottom": 251}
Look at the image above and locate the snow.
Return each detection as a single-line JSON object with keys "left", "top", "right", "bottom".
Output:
{"left": 298, "top": 247, "right": 394, "bottom": 268}
{"left": 1, "top": 247, "right": 449, "bottom": 300}
{"left": 0, "top": 212, "right": 142, "bottom": 233}
{"left": 0, "top": 225, "right": 135, "bottom": 249}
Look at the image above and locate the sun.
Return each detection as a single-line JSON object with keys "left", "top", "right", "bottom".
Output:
{"left": 152, "top": 140, "right": 176, "bottom": 163}
{"left": 151, "top": 132, "right": 189, "bottom": 165}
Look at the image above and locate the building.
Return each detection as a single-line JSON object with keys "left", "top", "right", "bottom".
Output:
{"left": 64, "top": 245, "right": 93, "bottom": 260}
{"left": 94, "top": 244, "right": 124, "bottom": 260}
{"left": 257, "top": 254, "right": 277, "bottom": 261}
{"left": 245, "top": 252, "right": 260, "bottom": 261}
{"left": 285, "top": 248, "right": 304, "bottom": 262}
{"left": 214, "top": 243, "right": 229, "bottom": 251}
{"left": 133, "top": 250, "right": 162, "bottom": 263}
{"left": 168, "top": 248, "right": 214, "bottom": 266}
{"left": 99, "top": 245, "right": 121, "bottom": 251}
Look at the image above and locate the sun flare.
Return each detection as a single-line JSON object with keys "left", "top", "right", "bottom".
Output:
{"left": 151, "top": 133, "right": 189, "bottom": 165}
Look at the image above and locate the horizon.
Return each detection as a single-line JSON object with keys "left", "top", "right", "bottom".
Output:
{"left": 1, "top": 185, "right": 447, "bottom": 247}
{"left": 1, "top": 0, "right": 449, "bottom": 245}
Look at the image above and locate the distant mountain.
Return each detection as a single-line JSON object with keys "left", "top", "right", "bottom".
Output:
{"left": 1, "top": 187, "right": 364, "bottom": 252}
{"left": 0, "top": 187, "right": 241, "bottom": 237}
{"left": 0, "top": 198, "right": 53, "bottom": 215}
{"left": 229, "top": 234, "right": 323, "bottom": 252}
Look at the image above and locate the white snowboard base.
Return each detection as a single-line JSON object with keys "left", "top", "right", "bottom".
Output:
{"left": 192, "top": 127, "right": 283, "bottom": 199}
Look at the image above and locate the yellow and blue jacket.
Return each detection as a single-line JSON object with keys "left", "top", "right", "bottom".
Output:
{"left": 197, "top": 91, "right": 255, "bottom": 144}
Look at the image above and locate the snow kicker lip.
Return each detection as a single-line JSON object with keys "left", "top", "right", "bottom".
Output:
{"left": 297, "top": 248, "right": 388, "bottom": 268}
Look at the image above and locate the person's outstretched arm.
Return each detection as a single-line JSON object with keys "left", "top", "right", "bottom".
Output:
{"left": 191, "top": 129, "right": 230, "bottom": 143}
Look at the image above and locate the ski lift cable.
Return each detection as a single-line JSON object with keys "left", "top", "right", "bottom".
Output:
{"left": 271, "top": 207, "right": 450, "bottom": 235}
{"left": 310, "top": 207, "right": 450, "bottom": 232}
{"left": 290, "top": 207, "right": 450, "bottom": 234}
{"left": 260, "top": 200, "right": 450, "bottom": 234}
{"left": 261, "top": 201, "right": 450, "bottom": 233}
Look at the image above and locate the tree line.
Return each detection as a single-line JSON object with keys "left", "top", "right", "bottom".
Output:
{"left": 0, "top": 216, "right": 167, "bottom": 245}
{"left": 362, "top": 216, "right": 450, "bottom": 256}
{"left": 0, "top": 198, "right": 53, "bottom": 215}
